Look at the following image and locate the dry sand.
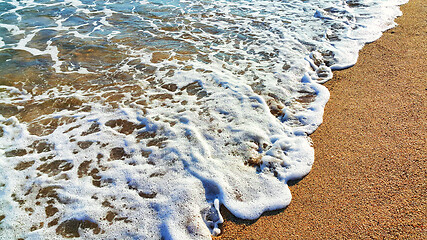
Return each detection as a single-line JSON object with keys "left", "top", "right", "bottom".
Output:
{"left": 215, "top": 0, "right": 426, "bottom": 239}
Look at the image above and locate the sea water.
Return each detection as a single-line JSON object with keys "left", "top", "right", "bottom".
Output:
{"left": 0, "top": 0, "right": 407, "bottom": 239}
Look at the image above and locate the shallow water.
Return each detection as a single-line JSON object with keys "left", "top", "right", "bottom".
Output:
{"left": 0, "top": 0, "right": 407, "bottom": 239}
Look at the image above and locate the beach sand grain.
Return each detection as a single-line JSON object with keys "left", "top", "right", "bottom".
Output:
{"left": 215, "top": 0, "right": 426, "bottom": 239}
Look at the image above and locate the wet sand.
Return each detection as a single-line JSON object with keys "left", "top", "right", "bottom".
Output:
{"left": 215, "top": 0, "right": 426, "bottom": 239}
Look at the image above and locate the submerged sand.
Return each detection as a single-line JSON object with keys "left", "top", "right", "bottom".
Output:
{"left": 216, "top": 0, "right": 426, "bottom": 239}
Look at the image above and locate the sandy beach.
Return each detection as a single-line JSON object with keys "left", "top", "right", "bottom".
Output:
{"left": 216, "top": 0, "right": 426, "bottom": 239}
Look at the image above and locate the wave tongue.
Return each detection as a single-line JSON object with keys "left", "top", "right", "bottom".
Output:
{"left": 0, "top": 0, "right": 408, "bottom": 239}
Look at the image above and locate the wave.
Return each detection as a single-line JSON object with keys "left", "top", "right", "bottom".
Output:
{"left": 0, "top": 0, "right": 407, "bottom": 239}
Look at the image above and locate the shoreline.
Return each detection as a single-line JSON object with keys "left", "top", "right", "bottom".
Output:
{"left": 216, "top": 0, "right": 426, "bottom": 239}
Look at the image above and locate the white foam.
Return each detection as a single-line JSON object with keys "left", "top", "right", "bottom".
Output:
{"left": 0, "top": 23, "right": 25, "bottom": 35}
